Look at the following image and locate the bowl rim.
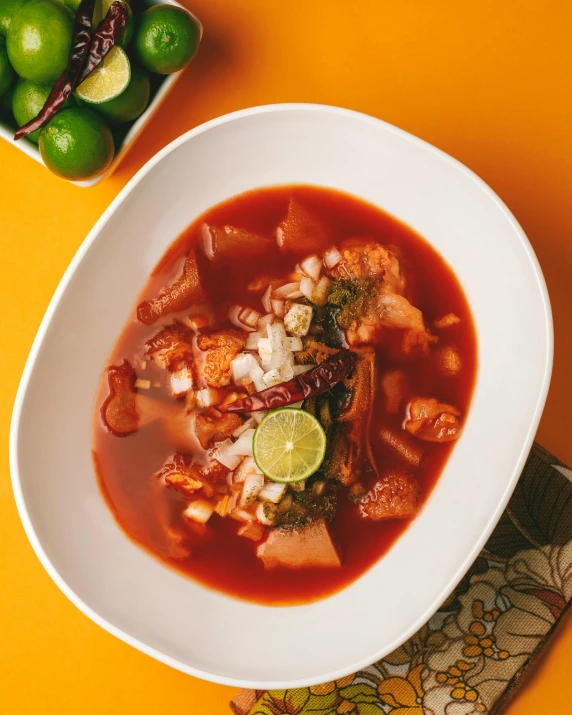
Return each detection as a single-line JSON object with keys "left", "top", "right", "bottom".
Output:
{"left": 9, "top": 103, "right": 554, "bottom": 689}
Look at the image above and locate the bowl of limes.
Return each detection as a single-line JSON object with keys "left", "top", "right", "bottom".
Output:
{"left": 0, "top": 0, "right": 201, "bottom": 186}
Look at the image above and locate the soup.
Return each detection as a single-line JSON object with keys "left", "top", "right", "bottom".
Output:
{"left": 93, "top": 185, "right": 477, "bottom": 605}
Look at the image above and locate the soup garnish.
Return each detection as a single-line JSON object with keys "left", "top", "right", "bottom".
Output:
{"left": 93, "top": 185, "right": 476, "bottom": 605}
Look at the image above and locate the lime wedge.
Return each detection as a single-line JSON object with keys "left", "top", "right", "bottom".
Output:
{"left": 253, "top": 408, "right": 327, "bottom": 483}
{"left": 75, "top": 46, "right": 131, "bottom": 104}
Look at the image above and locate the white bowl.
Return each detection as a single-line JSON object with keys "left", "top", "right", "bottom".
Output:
{"left": 0, "top": 0, "right": 201, "bottom": 188}
{"left": 10, "top": 104, "right": 552, "bottom": 688}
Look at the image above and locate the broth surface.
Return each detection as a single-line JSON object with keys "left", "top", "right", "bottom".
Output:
{"left": 93, "top": 185, "right": 477, "bottom": 605}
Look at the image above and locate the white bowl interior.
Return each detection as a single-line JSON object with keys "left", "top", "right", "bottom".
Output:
{"left": 11, "top": 105, "right": 552, "bottom": 687}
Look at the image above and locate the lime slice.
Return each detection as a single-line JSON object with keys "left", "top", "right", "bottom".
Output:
{"left": 253, "top": 408, "right": 327, "bottom": 483}
{"left": 75, "top": 46, "right": 130, "bottom": 104}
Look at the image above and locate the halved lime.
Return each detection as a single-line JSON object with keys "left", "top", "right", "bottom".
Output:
{"left": 75, "top": 46, "right": 130, "bottom": 105}
{"left": 253, "top": 408, "right": 327, "bottom": 483}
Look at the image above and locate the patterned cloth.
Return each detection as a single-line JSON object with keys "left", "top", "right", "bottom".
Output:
{"left": 231, "top": 444, "right": 572, "bottom": 715}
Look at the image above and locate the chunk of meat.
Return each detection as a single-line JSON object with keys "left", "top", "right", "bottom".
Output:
{"left": 403, "top": 398, "right": 462, "bottom": 443}
{"left": 339, "top": 347, "right": 376, "bottom": 422}
{"left": 378, "top": 426, "right": 423, "bottom": 467}
{"left": 434, "top": 313, "right": 461, "bottom": 329}
{"left": 202, "top": 224, "right": 275, "bottom": 262}
{"left": 196, "top": 329, "right": 245, "bottom": 387}
{"left": 331, "top": 239, "right": 405, "bottom": 294}
{"left": 276, "top": 198, "right": 332, "bottom": 254}
{"left": 347, "top": 292, "right": 435, "bottom": 354}
{"left": 194, "top": 412, "right": 244, "bottom": 449}
{"left": 380, "top": 370, "right": 408, "bottom": 414}
{"left": 137, "top": 251, "right": 204, "bottom": 325}
{"left": 101, "top": 360, "right": 138, "bottom": 436}
{"left": 325, "top": 422, "right": 363, "bottom": 486}
{"left": 435, "top": 345, "right": 462, "bottom": 376}
{"left": 146, "top": 322, "right": 194, "bottom": 371}
{"left": 360, "top": 472, "right": 419, "bottom": 521}
{"left": 295, "top": 339, "right": 339, "bottom": 365}
{"left": 155, "top": 454, "right": 204, "bottom": 498}
{"left": 155, "top": 451, "right": 230, "bottom": 498}
{"left": 257, "top": 519, "right": 341, "bottom": 569}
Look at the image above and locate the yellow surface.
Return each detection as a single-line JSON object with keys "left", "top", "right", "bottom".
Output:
{"left": 1, "top": 0, "right": 571, "bottom": 712}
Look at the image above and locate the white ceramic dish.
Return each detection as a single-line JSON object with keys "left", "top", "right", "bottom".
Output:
{"left": 10, "top": 104, "right": 552, "bottom": 688}
{"left": 0, "top": 0, "right": 201, "bottom": 188}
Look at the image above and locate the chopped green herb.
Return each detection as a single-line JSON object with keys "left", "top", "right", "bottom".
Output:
{"left": 327, "top": 277, "right": 378, "bottom": 329}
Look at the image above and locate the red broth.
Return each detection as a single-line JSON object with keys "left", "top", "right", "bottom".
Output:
{"left": 93, "top": 185, "right": 477, "bottom": 605}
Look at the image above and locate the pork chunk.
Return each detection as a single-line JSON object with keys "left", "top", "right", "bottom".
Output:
{"left": 196, "top": 329, "right": 245, "bottom": 387}
{"left": 257, "top": 519, "right": 341, "bottom": 569}
{"left": 359, "top": 472, "right": 419, "bottom": 521}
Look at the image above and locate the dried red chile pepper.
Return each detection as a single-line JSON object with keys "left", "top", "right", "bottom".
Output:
{"left": 101, "top": 360, "right": 139, "bottom": 436}
{"left": 77, "top": 2, "right": 130, "bottom": 84}
{"left": 14, "top": 1, "right": 129, "bottom": 141}
{"left": 220, "top": 349, "right": 358, "bottom": 413}
{"left": 14, "top": 0, "right": 96, "bottom": 140}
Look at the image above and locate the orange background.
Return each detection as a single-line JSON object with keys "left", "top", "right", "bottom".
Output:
{"left": 1, "top": 0, "right": 571, "bottom": 712}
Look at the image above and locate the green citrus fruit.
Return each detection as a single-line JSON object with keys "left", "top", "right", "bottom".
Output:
{"left": 134, "top": 6, "right": 200, "bottom": 75}
{"left": 7, "top": 0, "right": 74, "bottom": 83}
{"left": 0, "top": 0, "right": 29, "bottom": 37}
{"left": 75, "top": 45, "right": 131, "bottom": 104}
{"left": 92, "top": 64, "right": 150, "bottom": 122}
{"left": 0, "top": 36, "right": 14, "bottom": 98}
{"left": 253, "top": 408, "right": 327, "bottom": 483}
{"left": 12, "top": 78, "right": 74, "bottom": 143}
{"left": 39, "top": 107, "right": 115, "bottom": 181}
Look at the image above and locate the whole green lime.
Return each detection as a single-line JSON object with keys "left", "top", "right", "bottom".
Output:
{"left": 7, "top": 0, "right": 73, "bottom": 83}
{"left": 0, "top": 0, "right": 29, "bottom": 37}
{"left": 12, "top": 78, "right": 74, "bottom": 143}
{"left": 39, "top": 107, "right": 115, "bottom": 181}
{"left": 0, "top": 37, "right": 14, "bottom": 98}
{"left": 134, "top": 6, "right": 200, "bottom": 75}
{"left": 92, "top": 64, "right": 150, "bottom": 122}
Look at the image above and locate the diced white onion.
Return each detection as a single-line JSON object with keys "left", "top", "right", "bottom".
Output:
{"left": 313, "top": 480, "right": 327, "bottom": 496}
{"left": 291, "top": 480, "right": 306, "bottom": 492}
{"left": 196, "top": 388, "right": 219, "bottom": 408}
{"left": 300, "top": 254, "right": 322, "bottom": 281}
{"left": 232, "top": 417, "right": 257, "bottom": 437}
{"left": 312, "top": 275, "right": 333, "bottom": 307}
{"left": 213, "top": 439, "right": 243, "bottom": 470}
{"left": 323, "top": 246, "right": 342, "bottom": 268}
{"left": 258, "top": 313, "right": 275, "bottom": 328}
{"left": 262, "top": 286, "right": 273, "bottom": 313}
{"left": 256, "top": 501, "right": 277, "bottom": 525}
{"left": 168, "top": 367, "right": 194, "bottom": 397}
{"left": 300, "top": 275, "right": 316, "bottom": 302}
{"left": 249, "top": 411, "right": 266, "bottom": 423}
{"left": 284, "top": 303, "right": 314, "bottom": 336}
{"left": 228, "top": 305, "right": 261, "bottom": 332}
{"left": 273, "top": 282, "right": 301, "bottom": 299}
{"left": 228, "top": 428, "right": 256, "bottom": 457}
{"left": 285, "top": 336, "right": 303, "bottom": 351}
{"left": 258, "top": 481, "right": 287, "bottom": 503}
{"left": 279, "top": 362, "right": 294, "bottom": 381}
{"left": 245, "top": 331, "right": 265, "bottom": 349}
{"left": 271, "top": 299, "right": 285, "bottom": 318}
{"left": 231, "top": 353, "right": 258, "bottom": 385}
{"left": 240, "top": 472, "right": 265, "bottom": 505}
{"left": 234, "top": 456, "right": 263, "bottom": 483}
{"left": 293, "top": 364, "right": 313, "bottom": 376}
{"left": 230, "top": 507, "right": 254, "bottom": 522}
{"left": 183, "top": 500, "right": 214, "bottom": 524}
{"left": 238, "top": 522, "right": 266, "bottom": 540}
{"left": 262, "top": 369, "right": 283, "bottom": 388}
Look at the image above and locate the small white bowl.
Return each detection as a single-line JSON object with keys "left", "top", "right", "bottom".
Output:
{"left": 0, "top": 0, "right": 201, "bottom": 187}
{"left": 10, "top": 104, "right": 552, "bottom": 688}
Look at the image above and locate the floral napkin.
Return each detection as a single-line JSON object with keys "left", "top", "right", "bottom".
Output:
{"left": 231, "top": 443, "right": 572, "bottom": 715}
